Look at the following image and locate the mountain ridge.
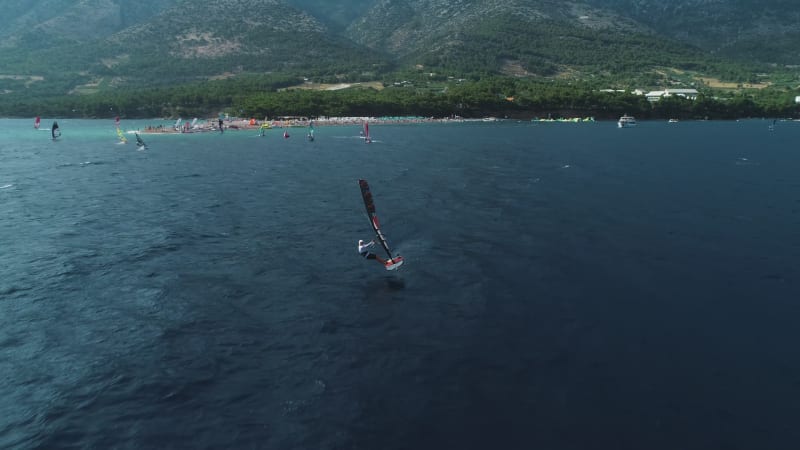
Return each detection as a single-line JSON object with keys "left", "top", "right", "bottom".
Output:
{"left": 0, "top": 0, "right": 798, "bottom": 101}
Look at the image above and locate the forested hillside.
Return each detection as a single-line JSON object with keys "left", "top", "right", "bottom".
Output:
{"left": 284, "top": 0, "right": 375, "bottom": 29}
{"left": 581, "top": 0, "right": 800, "bottom": 63}
{"left": 0, "top": 0, "right": 798, "bottom": 117}
{"left": 0, "top": 0, "right": 178, "bottom": 47}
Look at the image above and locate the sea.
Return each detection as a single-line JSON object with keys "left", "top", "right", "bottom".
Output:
{"left": 0, "top": 118, "right": 798, "bottom": 450}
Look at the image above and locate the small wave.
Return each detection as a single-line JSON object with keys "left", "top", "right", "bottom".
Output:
{"left": 0, "top": 184, "right": 13, "bottom": 189}
{"left": 0, "top": 285, "right": 33, "bottom": 296}
{"left": 282, "top": 399, "right": 310, "bottom": 415}
{"left": 735, "top": 158, "right": 758, "bottom": 166}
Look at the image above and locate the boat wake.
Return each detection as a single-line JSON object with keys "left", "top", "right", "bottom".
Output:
{"left": 735, "top": 158, "right": 758, "bottom": 166}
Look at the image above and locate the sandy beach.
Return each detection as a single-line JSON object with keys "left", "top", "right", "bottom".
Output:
{"left": 137, "top": 115, "right": 468, "bottom": 134}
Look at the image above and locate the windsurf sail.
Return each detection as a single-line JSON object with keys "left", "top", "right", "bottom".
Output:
{"left": 51, "top": 121, "right": 60, "bottom": 139}
{"left": 359, "top": 179, "right": 399, "bottom": 263}
{"left": 307, "top": 120, "right": 315, "bottom": 141}
{"left": 363, "top": 122, "right": 371, "bottom": 143}
{"left": 34, "top": 116, "right": 40, "bottom": 129}
{"left": 116, "top": 127, "right": 128, "bottom": 143}
{"left": 135, "top": 133, "right": 147, "bottom": 148}
{"left": 115, "top": 116, "right": 120, "bottom": 127}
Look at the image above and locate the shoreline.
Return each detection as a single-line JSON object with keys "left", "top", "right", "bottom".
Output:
{"left": 133, "top": 116, "right": 493, "bottom": 134}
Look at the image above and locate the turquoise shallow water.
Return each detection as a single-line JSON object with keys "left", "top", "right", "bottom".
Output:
{"left": 1, "top": 118, "right": 799, "bottom": 449}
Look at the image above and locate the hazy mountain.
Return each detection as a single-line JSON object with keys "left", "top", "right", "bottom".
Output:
{"left": 0, "top": 0, "right": 178, "bottom": 49}
{"left": 344, "top": 0, "right": 662, "bottom": 75}
{"left": 0, "top": 0, "right": 798, "bottom": 99}
{"left": 0, "top": 0, "right": 384, "bottom": 91}
{"left": 284, "top": 0, "right": 376, "bottom": 29}
{"left": 98, "top": 0, "right": 373, "bottom": 71}
{"left": 580, "top": 0, "right": 800, "bottom": 63}
{"left": 303, "top": 0, "right": 800, "bottom": 65}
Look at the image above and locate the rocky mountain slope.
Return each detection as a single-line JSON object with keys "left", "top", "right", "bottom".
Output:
{"left": 0, "top": 0, "right": 797, "bottom": 98}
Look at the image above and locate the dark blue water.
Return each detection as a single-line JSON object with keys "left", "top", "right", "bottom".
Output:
{"left": 1, "top": 119, "right": 799, "bottom": 449}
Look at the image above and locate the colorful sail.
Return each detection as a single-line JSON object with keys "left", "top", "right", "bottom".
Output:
{"left": 359, "top": 179, "right": 395, "bottom": 260}
{"left": 116, "top": 127, "right": 128, "bottom": 143}
{"left": 51, "top": 121, "right": 60, "bottom": 139}
{"left": 364, "top": 122, "right": 371, "bottom": 143}
{"left": 34, "top": 116, "right": 41, "bottom": 129}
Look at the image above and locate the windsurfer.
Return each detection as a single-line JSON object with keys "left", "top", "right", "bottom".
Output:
{"left": 358, "top": 239, "right": 386, "bottom": 264}
{"left": 135, "top": 133, "right": 147, "bottom": 149}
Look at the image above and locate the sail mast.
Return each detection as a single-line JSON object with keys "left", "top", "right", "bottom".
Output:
{"left": 359, "top": 179, "right": 394, "bottom": 259}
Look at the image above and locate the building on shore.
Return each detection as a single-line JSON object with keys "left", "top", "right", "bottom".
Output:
{"left": 645, "top": 88, "right": 699, "bottom": 102}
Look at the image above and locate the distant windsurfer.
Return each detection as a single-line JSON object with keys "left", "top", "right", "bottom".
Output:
{"left": 358, "top": 239, "right": 386, "bottom": 265}
{"left": 135, "top": 133, "right": 147, "bottom": 149}
{"left": 218, "top": 117, "right": 224, "bottom": 133}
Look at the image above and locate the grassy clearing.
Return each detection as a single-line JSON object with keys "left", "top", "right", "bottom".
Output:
{"left": 698, "top": 77, "right": 770, "bottom": 89}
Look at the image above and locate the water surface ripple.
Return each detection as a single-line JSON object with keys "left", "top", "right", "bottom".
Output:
{"left": 1, "top": 119, "right": 798, "bottom": 449}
